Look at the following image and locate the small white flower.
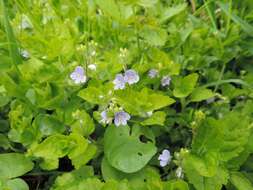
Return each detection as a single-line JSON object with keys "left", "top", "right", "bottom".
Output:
{"left": 147, "top": 111, "right": 153, "bottom": 117}
{"left": 124, "top": 69, "right": 139, "bottom": 85}
{"left": 158, "top": 149, "right": 171, "bottom": 167}
{"left": 119, "top": 48, "right": 128, "bottom": 57}
{"left": 176, "top": 167, "right": 184, "bottom": 178}
{"left": 70, "top": 66, "right": 87, "bottom": 84}
{"left": 91, "top": 50, "right": 96, "bottom": 56}
{"left": 113, "top": 74, "right": 126, "bottom": 90}
{"left": 88, "top": 64, "right": 96, "bottom": 71}
{"left": 148, "top": 69, "right": 158, "bottom": 78}
{"left": 114, "top": 111, "right": 131, "bottom": 127}
{"left": 161, "top": 75, "right": 171, "bottom": 87}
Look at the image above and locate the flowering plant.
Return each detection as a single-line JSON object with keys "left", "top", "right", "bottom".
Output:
{"left": 0, "top": 0, "right": 253, "bottom": 189}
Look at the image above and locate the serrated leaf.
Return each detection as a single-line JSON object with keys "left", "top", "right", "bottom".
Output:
{"left": 160, "top": 3, "right": 187, "bottom": 22}
{"left": 173, "top": 73, "right": 199, "bottom": 98}
{"left": 190, "top": 88, "right": 215, "bottom": 102}
{"left": 141, "top": 111, "right": 166, "bottom": 126}
{"left": 141, "top": 26, "right": 167, "bottom": 46}
{"left": 230, "top": 172, "right": 253, "bottom": 190}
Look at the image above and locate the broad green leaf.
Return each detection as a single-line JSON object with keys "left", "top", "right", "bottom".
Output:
{"left": 173, "top": 73, "right": 199, "bottom": 98}
{"left": 78, "top": 82, "right": 113, "bottom": 105}
{"left": 189, "top": 88, "right": 215, "bottom": 102}
{"left": 104, "top": 125, "right": 157, "bottom": 173}
{"left": 218, "top": 112, "right": 251, "bottom": 162}
{"left": 141, "top": 26, "right": 167, "bottom": 46}
{"left": 6, "top": 178, "right": 29, "bottom": 190}
{"left": 141, "top": 111, "right": 166, "bottom": 126}
{"left": 71, "top": 110, "right": 95, "bottom": 137}
{"left": 51, "top": 166, "right": 94, "bottom": 190}
{"left": 163, "top": 179, "right": 189, "bottom": 190}
{"left": 0, "top": 134, "right": 11, "bottom": 150}
{"left": 183, "top": 152, "right": 219, "bottom": 177}
{"left": 0, "top": 153, "right": 34, "bottom": 179}
{"left": 192, "top": 118, "right": 222, "bottom": 155}
{"left": 230, "top": 172, "right": 253, "bottom": 190}
{"left": 115, "top": 88, "right": 175, "bottom": 115}
{"left": 33, "top": 114, "right": 65, "bottom": 137}
{"left": 28, "top": 133, "right": 90, "bottom": 170}
{"left": 102, "top": 157, "right": 159, "bottom": 181}
{"left": 95, "top": 0, "right": 120, "bottom": 20}
{"left": 160, "top": 3, "right": 187, "bottom": 22}
{"left": 183, "top": 163, "right": 228, "bottom": 190}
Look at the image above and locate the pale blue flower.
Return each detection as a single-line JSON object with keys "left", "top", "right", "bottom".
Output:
{"left": 21, "top": 50, "right": 30, "bottom": 59}
{"left": 20, "top": 16, "right": 32, "bottom": 30}
{"left": 161, "top": 75, "right": 171, "bottom": 87}
{"left": 113, "top": 74, "right": 126, "bottom": 90}
{"left": 124, "top": 69, "right": 139, "bottom": 85}
{"left": 70, "top": 66, "right": 87, "bottom": 84}
{"left": 100, "top": 110, "right": 111, "bottom": 124}
{"left": 148, "top": 69, "right": 158, "bottom": 78}
{"left": 158, "top": 149, "right": 171, "bottom": 167}
{"left": 114, "top": 111, "right": 130, "bottom": 127}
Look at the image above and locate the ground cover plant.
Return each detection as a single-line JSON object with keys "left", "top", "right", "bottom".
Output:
{"left": 0, "top": 0, "right": 253, "bottom": 189}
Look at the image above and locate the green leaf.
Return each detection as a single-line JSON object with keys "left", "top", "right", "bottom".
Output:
{"left": 51, "top": 166, "right": 94, "bottom": 190}
{"left": 115, "top": 88, "right": 175, "bottom": 115}
{"left": 218, "top": 112, "right": 251, "bottom": 162}
{"left": 183, "top": 162, "right": 228, "bottom": 190}
{"left": 104, "top": 125, "right": 157, "bottom": 173}
{"left": 0, "top": 153, "right": 34, "bottom": 179}
{"left": 141, "top": 111, "right": 166, "bottom": 126}
{"left": 33, "top": 114, "right": 65, "bottom": 137}
{"left": 78, "top": 82, "right": 113, "bottom": 105}
{"left": 28, "top": 133, "right": 90, "bottom": 170}
{"left": 5, "top": 178, "right": 29, "bottom": 190}
{"left": 141, "top": 26, "right": 167, "bottom": 46}
{"left": 71, "top": 110, "right": 95, "bottom": 137}
{"left": 173, "top": 73, "right": 199, "bottom": 98}
{"left": 189, "top": 88, "right": 215, "bottom": 102}
{"left": 95, "top": 0, "right": 121, "bottom": 20}
{"left": 0, "top": 134, "right": 11, "bottom": 150}
{"left": 160, "top": 3, "right": 187, "bottom": 22}
{"left": 183, "top": 152, "right": 219, "bottom": 177}
{"left": 230, "top": 172, "right": 253, "bottom": 190}
{"left": 163, "top": 179, "right": 189, "bottom": 190}
{"left": 191, "top": 118, "right": 222, "bottom": 156}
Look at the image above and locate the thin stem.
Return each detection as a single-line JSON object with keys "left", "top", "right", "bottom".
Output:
{"left": 214, "top": 61, "right": 226, "bottom": 92}
{"left": 26, "top": 171, "right": 64, "bottom": 176}
{"left": 202, "top": 79, "right": 253, "bottom": 89}
{"left": 189, "top": 0, "right": 196, "bottom": 12}
{"left": 225, "top": 0, "right": 232, "bottom": 35}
